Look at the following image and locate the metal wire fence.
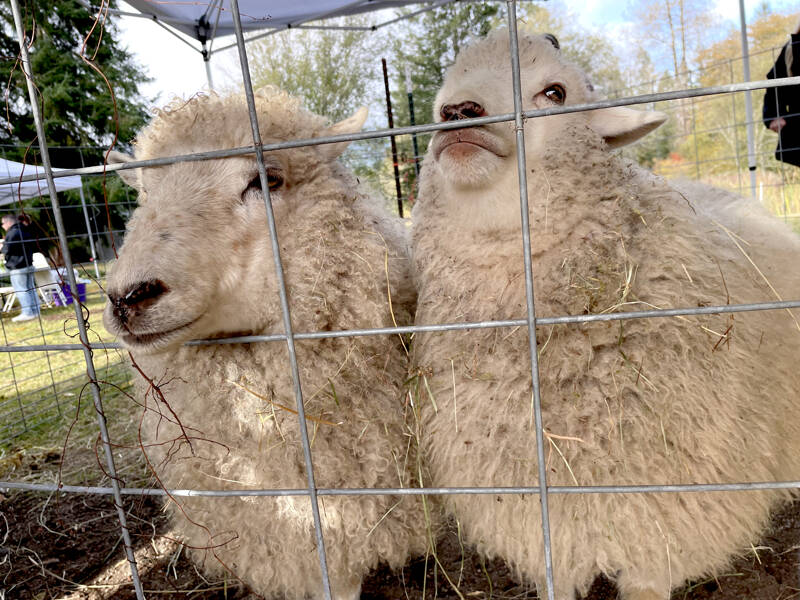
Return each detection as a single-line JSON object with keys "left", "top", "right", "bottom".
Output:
{"left": 2, "top": 1, "right": 800, "bottom": 600}
{"left": 0, "top": 142, "right": 135, "bottom": 445}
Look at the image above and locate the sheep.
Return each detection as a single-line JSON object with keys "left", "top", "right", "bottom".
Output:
{"left": 102, "top": 88, "right": 427, "bottom": 600}
{"left": 411, "top": 29, "right": 800, "bottom": 600}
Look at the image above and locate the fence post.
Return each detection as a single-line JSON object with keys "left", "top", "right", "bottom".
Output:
{"left": 382, "top": 58, "right": 404, "bottom": 218}
{"left": 405, "top": 66, "right": 421, "bottom": 180}
{"left": 738, "top": 0, "right": 758, "bottom": 200}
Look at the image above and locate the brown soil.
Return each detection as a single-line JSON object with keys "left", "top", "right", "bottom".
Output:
{"left": 2, "top": 490, "right": 799, "bottom": 599}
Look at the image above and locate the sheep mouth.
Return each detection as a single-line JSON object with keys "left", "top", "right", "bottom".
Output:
{"left": 432, "top": 129, "right": 508, "bottom": 161}
{"left": 120, "top": 318, "right": 200, "bottom": 350}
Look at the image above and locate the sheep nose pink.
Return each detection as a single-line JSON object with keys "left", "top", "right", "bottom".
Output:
{"left": 440, "top": 101, "right": 487, "bottom": 121}
{"left": 108, "top": 279, "right": 168, "bottom": 325}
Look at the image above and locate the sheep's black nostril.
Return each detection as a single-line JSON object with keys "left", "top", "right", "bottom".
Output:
{"left": 123, "top": 280, "right": 168, "bottom": 307}
{"left": 109, "top": 279, "right": 168, "bottom": 324}
{"left": 440, "top": 101, "right": 487, "bottom": 122}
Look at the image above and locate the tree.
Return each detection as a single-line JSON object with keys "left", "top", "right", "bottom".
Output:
{"left": 241, "top": 17, "right": 395, "bottom": 212}
{"left": 669, "top": 8, "right": 800, "bottom": 219}
{"left": 517, "top": 3, "right": 626, "bottom": 97}
{"left": 246, "top": 17, "right": 386, "bottom": 122}
{"left": 626, "top": 0, "right": 719, "bottom": 134}
{"left": 0, "top": 1, "right": 150, "bottom": 262}
{"left": 691, "top": 12, "right": 794, "bottom": 172}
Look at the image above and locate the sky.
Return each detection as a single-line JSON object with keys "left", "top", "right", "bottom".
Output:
{"left": 115, "top": 0, "right": 799, "bottom": 104}
{"left": 574, "top": 0, "right": 795, "bottom": 30}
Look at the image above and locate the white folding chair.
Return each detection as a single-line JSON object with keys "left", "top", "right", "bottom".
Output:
{"left": 32, "top": 254, "right": 68, "bottom": 308}
{"left": 0, "top": 286, "right": 16, "bottom": 312}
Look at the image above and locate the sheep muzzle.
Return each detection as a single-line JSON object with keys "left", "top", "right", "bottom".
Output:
{"left": 431, "top": 128, "right": 508, "bottom": 162}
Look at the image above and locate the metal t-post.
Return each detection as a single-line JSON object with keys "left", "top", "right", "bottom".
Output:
{"left": 382, "top": 58, "right": 404, "bottom": 218}
{"left": 738, "top": 0, "right": 758, "bottom": 199}
{"left": 405, "top": 66, "right": 421, "bottom": 179}
{"left": 8, "top": 2, "right": 145, "bottom": 598}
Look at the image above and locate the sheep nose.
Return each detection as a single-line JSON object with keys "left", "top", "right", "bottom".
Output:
{"left": 440, "top": 101, "right": 487, "bottom": 121}
{"left": 108, "top": 279, "right": 168, "bottom": 325}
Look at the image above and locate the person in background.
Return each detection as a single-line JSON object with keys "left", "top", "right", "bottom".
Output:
{"left": 763, "top": 18, "right": 800, "bottom": 167}
{"left": 1, "top": 213, "right": 40, "bottom": 322}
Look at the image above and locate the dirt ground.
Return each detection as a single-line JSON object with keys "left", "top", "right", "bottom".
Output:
{"left": 2, "top": 488, "right": 800, "bottom": 600}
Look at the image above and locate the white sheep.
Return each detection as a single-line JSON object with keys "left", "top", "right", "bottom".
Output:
{"left": 411, "top": 29, "right": 800, "bottom": 600}
{"left": 103, "top": 88, "right": 427, "bottom": 600}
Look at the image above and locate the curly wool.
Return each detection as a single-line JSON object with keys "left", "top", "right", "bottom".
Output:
{"left": 109, "top": 89, "right": 427, "bottom": 599}
{"left": 136, "top": 88, "right": 328, "bottom": 159}
{"left": 412, "top": 31, "right": 800, "bottom": 600}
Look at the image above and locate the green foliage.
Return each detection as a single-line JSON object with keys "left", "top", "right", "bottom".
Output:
{"left": 247, "top": 17, "right": 386, "bottom": 122}
{"left": 0, "top": 1, "right": 149, "bottom": 262}
{"left": 517, "top": 4, "right": 626, "bottom": 97}
{"left": 0, "top": 0, "right": 149, "bottom": 164}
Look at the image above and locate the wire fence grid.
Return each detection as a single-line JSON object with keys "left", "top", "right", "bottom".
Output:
{"left": 2, "top": 1, "right": 800, "bottom": 600}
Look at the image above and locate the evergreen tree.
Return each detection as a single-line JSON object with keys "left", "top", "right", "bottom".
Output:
{"left": 247, "top": 16, "right": 385, "bottom": 123}
{"left": 0, "top": 1, "right": 150, "bottom": 263}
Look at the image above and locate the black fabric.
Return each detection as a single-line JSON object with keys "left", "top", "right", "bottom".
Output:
{"left": 763, "top": 35, "right": 800, "bottom": 167}
{"left": 1, "top": 223, "right": 36, "bottom": 270}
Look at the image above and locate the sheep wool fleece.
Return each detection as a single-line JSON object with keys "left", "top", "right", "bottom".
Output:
{"left": 107, "top": 90, "right": 427, "bottom": 599}
{"left": 412, "top": 38, "right": 800, "bottom": 598}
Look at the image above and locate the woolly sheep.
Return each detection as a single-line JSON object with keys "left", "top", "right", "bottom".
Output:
{"left": 103, "top": 89, "right": 427, "bottom": 600}
{"left": 411, "top": 29, "right": 800, "bottom": 600}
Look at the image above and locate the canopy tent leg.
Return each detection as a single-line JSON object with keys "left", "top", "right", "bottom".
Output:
{"left": 78, "top": 183, "right": 100, "bottom": 279}
{"left": 202, "top": 41, "right": 215, "bottom": 91}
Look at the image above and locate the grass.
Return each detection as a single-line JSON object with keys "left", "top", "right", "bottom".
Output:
{"left": 0, "top": 281, "right": 144, "bottom": 488}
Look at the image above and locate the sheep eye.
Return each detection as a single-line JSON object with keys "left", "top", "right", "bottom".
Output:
{"left": 266, "top": 168, "right": 284, "bottom": 190}
{"left": 543, "top": 84, "right": 566, "bottom": 104}
{"left": 244, "top": 168, "right": 284, "bottom": 198}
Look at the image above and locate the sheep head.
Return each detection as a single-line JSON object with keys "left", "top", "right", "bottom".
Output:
{"left": 103, "top": 88, "right": 368, "bottom": 353}
{"left": 427, "top": 29, "right": 666, "bottom": 193}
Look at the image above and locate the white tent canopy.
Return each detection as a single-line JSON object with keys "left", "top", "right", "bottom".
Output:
{"left": 0, "top": 158, "right": 82, "bottom": 207}
{"left": 122, "top": 0, "right": 427, "bottom": 41}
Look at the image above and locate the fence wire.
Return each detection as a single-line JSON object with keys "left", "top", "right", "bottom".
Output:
{"left": 2, "top": 2, "right": 800, "bottom": 600}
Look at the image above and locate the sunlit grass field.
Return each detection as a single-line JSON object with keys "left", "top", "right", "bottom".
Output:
{"left": 0, "top": 280, "right": 145, "bottom": 487}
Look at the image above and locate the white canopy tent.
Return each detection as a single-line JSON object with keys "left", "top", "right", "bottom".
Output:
{"left": 97, "top": 0, "right": 482, "bottom": 90}
{"left": 0, "top": 157, "right": 82, "bottom": 206}
{"left": 120, "top": 0, "right": 430, "bottom": 39}
{"left": 0, "top": 158, "right": 100, "bottom": 277}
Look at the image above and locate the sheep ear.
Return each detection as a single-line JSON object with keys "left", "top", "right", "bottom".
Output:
{"left": 543, "top": 33, "right": 560, "bottom": 50}
{"left": 318, "top": 106, "right": 369, "bottom": 161}
{"left": 108, "top": 150, "right": 141, "bottom": 189}
{"left": 588, "top": 107, "right": 667, "bottom": 149}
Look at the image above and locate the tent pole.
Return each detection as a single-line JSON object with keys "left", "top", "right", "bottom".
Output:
{"left": 202, "top": 41, "right": 215, "bottom": 91}
{"left": 738, "top": 0, "right": 757, "bottom": 200}
{"left": 78, "top": 182, "right": 100, "bottom": 279}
